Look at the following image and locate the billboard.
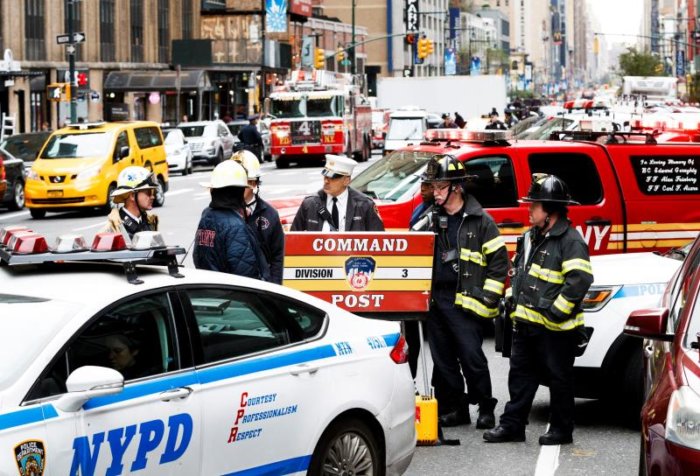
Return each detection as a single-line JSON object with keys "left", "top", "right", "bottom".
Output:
{"left": 266, "top": 0, "right": 288, "bottom": 33}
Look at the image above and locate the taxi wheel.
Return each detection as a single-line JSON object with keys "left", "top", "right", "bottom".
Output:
{"left": 30, "top": 208, "right": 46, "bottom": 219}
{"left": 308, "top": 418, "right": 383, "bottom": 476}
{"left": 101, "top": 184, "right": 117, "bottom": 215}
{"left": 153, "top": 177, "right": 165, "bottom": 208}
{"left": 9, "top": 180, "right": 25, "bottom": 210}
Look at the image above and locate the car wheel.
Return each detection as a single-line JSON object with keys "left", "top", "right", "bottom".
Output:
{"left": 308, "top": 418, "right": 383, "bottom": 476}
{"left": 9, "top": 180, "right": 25, "bottom": 211}
{"left": 30, "top": 208, "right": 46, "bottom": 219}
{"left": 101, "top": 183, "right": 117, "bottom": 215}
{"left": 153, "top": 177, "right": 165, "bottom": 207}
{"left": 620, "top": 346, "right": 644, "bottom": 428}
{"left": 638, "top": 434, "right": 647, "bottom": 476}
{"left": 188, "top": 157, "right": 194, "bottom": 175}
{"left": 276, "top": 158, "right": 289, "bottom": 169}
{"left": 216, "top": 149, "right": 224, "bottom": 165}
{"left": 182, "top": 161, "right": 189, "bottom": 176}
{"left": 144, "top": 161, "right": 153, "bottom": 172}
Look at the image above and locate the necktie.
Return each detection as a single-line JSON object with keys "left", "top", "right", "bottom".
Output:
{"left": 331, "top": 197, "right": 339, "bottom": 231}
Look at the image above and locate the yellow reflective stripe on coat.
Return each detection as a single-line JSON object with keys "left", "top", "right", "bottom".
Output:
{"left": 482, "top": 236, "right": 506, "bottom": 255}
{"left": 553, "top": 294, "right": 575, "bottom": 315}
{"left": 455, "top": 294, "right": 499, "bottom": 318}
{"left": 528, "top": 263, "right": 565, "bottom": 284}
{"left": 483, "top": 278, "right": 505, "bottom": 295}
{"left": 561, "top": 258, "right": 593, "bottom": 275}
{"left": 460, "top": 248, "right": 486, "bottom": 266}
{"left": 512, "top": 304, "right": 584, "bottom": 331}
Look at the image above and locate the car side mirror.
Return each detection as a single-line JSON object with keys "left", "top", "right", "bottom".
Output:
{"left": 624, "top": 308, "right": 674, "bottom": 342}
{"left": 54, "top": 366, "right": 124, "bottom": 412}
{"left": 119, "top": 146, "right": 130, "bottom": 159}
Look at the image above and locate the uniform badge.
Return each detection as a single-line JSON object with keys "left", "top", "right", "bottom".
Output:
{"left": 256, "top": 216, "right": 271, "bottom": 231}
{"left": 345, "top": 257, "right": 376, "bottom": 291}
{"left": 14, "top": 440, "right": 45, "bottom": 476}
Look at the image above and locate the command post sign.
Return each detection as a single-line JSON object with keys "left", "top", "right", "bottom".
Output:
{"left": 283, "top": 232, "right": 434, "bottom": 313}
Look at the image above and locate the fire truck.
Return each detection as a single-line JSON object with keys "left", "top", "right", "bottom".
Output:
{"left": 265, "top": 70, "right": 372, "bottom": 168}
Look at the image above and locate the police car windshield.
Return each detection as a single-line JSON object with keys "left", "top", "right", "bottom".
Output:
{"left": 0, "top": 297, "right": 81, "bottom": 391}
{"left": 386, "top": 118, "right": 424, "bottom": 141}
{"left": 352, "top": 150, "right": 433, "bottom": 202}
{"left": 41, "top": 132, "right": 114, "bottom": 159}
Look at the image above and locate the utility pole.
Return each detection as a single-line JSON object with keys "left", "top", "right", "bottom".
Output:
{"left": 351, "top": 0, "right": 357, "bottom": 75}
{"left": 67, "top": 0, "right": 77, "bottom": 124}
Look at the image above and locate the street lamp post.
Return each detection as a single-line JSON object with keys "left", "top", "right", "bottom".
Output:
{"left": 351, "top": 0, "right": 356, "bottom": 75}
{"left": 67, "top": 0, "right": 78, "bottom": 124}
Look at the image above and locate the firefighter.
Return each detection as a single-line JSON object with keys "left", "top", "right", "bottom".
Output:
{"left": 291, "top": 155, "right": 384, "bottom": 232}
{"left": 233, "top": 150, "right": 285, "bottom": 285}
{"left": 484, "top": 174, "right": 593, "bottom": 445}
{"left": 105, "top": 166, "right": 159, "bottom": 240}
{"left": 422, "top": 155, "right": 508, "bottom": 429}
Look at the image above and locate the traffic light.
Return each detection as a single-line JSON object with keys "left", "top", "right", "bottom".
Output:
{"left": 426, "top": 39, "right": 434, "bottom": 56}
{"left": 405, "top": 34, "right": 416, "bottom": 45}
{"left": 314, "top": 48, "right": 325, "bottom": 69}
{"left": 337, "top": 47, "right": 345, "bottom": 63}
{"left": 47, "top": 83, "right": 70, "bottom": 102}
{"left": 417, "top": 38, "right": 429, "bottom": 59}
{"left": 77, "top": 72, "right": 88, "bottom": 87}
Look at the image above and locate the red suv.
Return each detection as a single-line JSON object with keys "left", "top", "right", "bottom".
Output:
{"left": 625, "top": 234, "right": 700, "bottom": 475}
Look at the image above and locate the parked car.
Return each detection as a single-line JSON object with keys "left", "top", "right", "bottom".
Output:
{"left": 626, "top": 234, "right": 700, "bottom": 475}
{"left": 0, "top": 148, "right": 25, "bottom": 210}
{"left": 163, "top": 128, "right": 193, "bottom": 175}
{"left": 0, "top": 131, "right": 51, "bottom": 171}
{"left": 178, "top": 120, "right": 235, "bottom": 165}
{"left": 0, "top": 230, "right": 415, "bottom": 475}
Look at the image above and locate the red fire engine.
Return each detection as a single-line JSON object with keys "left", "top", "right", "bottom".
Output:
{"left": 265, "top": 70, "right": 372, "bottom": 168}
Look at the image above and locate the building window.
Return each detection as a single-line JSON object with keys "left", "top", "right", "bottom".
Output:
{"left": 130, "top": 0, "right": 144, "bottom": 62}
{"left": 24, "top": 0, "right": 45, "bottom": 61}
{"left": 100, "top": 0, "right": 115, "bottom": 62}
{"left": 64, "top": 0, "right": 82, "bottom": 61}
{"left": 157, "top": 0, "right": 169, "bottom": 63}
{"left": 182, "top": 0, "right": 193, "bottom": 39}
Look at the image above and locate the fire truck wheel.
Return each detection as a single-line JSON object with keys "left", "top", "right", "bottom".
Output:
{"left": 276, "top": 158, "right": 289, "bottom": 169}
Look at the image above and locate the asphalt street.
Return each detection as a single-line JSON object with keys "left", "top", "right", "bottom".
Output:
{"left": 0, "top": 152, "right": 640, "bottom": 475}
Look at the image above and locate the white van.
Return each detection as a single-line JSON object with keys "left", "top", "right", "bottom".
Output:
{"left": 383, "top": 108, "right": 429, "bottom": 155}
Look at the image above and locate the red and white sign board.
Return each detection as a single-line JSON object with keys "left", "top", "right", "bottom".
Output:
{"left": 283, "top": 232, "right": 434, "bottom": 313}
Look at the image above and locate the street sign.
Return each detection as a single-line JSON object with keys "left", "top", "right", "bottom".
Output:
{"left": 301, "top": 36, "right": 314, "bottom": 67}
{"left": 56, "top": 32, "right": 86, "bottom": 45}
{"left": 405, "top": 0, "right": 420, "bottom": 34}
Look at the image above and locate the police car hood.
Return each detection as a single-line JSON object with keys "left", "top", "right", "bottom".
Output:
{"left": 590, "top": 252, "right": 682, "bottom": 286}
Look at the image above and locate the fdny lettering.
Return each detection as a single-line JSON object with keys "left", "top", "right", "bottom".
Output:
{"left": 295, "top": 268, "right": 334, "bottom": 278}
{"left": 367, "top": 336, "right": 386, "bottom": 350}
{"left": 575, "top": 225, "right": 610, "bottom": 251}
{"left": 196, "top": 229, "right": 216, "bottom": 247}
{"left": 70, "top": 413, "right": 193, "bottom": 476}
{"left": 334, "top": 342, "right": 353, "bottom": 356}
{"left": 312, "top": 238, "right": 408, "bottom": 253}
{"left": 331, "top": 294, "right": 385, "bottom": 308}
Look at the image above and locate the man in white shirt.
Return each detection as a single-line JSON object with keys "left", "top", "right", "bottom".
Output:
{"left": 291, "top": 155, "right": 384, "bottom": 232}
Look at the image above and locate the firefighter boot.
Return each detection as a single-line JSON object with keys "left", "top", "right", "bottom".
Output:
{"left": 438, "top": 393, "right": 471, "bottom": 427}
{"left": 476, "top": 398, "right": 497, "bottom": 429}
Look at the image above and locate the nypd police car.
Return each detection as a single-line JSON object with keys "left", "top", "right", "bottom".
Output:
{"left": 0, "top": 229, "right": 415, "bottom": 475}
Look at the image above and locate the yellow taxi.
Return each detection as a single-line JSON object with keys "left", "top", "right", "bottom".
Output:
{"left": 25, "top": 121, "right": 169, "bottom": 219}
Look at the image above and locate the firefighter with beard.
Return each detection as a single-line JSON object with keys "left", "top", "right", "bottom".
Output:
{"left": 484, "top": 174, "right": 593, "bottom": 446}
{"left": 233, "top": 150, "right": 285, "bottom": 285}
{"left": 422, "top": 155, "right": 508, "bottom": 429}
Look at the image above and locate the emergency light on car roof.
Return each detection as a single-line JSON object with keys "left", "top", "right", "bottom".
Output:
{"left": 91, "top": 232, "right": 128, "bottom": 252}
{"left": 53, "top": 234, "right": 89, "bottom": 253}
{"left": 0, "top": 225, "right": 31, "bottom": 247}
{"left": 424, "top": 129, "right": 512, "bottom": 143}
{"left": 7, "top": 232, "right": 49, "bottom": 255}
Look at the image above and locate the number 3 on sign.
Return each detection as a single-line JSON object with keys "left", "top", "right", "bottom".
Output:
{"left": 402, "top": 269, "right": 408, "bottom": 278}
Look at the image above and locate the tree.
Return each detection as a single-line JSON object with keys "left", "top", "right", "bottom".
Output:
{"left": 618, "top": 47, "right": 664, "bottom": 77}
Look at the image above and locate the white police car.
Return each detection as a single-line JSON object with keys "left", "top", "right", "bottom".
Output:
{"left": 0, "top": 229, "right": 415, "bottom": 475}
{"left": 575, "top": 246, "right": 687, "bottom": 420}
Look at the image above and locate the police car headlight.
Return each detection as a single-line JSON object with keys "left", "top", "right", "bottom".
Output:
{"left": 666, "top": 386, "right": 700, "bottom": 450}
{"left": 582, "top": 286, "right": 620, "bottom": 312}
{"left": 76, "top": 164, "right": 102, "bottom": 181}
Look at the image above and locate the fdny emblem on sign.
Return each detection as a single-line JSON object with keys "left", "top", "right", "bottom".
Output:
{"left": 14, "top": 440, "right": 45, "bottom": 476}
{"left": 345, "top": 257, "right": 376, "bottom": 291}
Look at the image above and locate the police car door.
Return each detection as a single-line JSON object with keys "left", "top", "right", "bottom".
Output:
{"left": 183, "top": 286, "right": 328, "bottom": 475}
{"left": 35, "top": 292, "right": 202, "bottom": 474}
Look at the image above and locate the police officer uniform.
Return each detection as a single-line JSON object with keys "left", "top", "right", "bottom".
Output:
{"left": 422, "top": 155, "right": 508, "bottom": 429}
{"left": 290, "top": 155, "right": 384, "bottom": 232}
{"left": 484, "top": 174, "right": 594, "bottom": 445}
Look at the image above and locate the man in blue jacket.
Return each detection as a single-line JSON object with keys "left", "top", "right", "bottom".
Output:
{"left": 234, "top": 150, "right": 285, "bottom": 285}
{"left": 194, "top": 160, "right": 269, "bottom": 280}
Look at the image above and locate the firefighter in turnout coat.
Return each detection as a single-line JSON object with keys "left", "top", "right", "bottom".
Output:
{"left": 484, "top": 174, "right": 594, "bottom": 446}
{"left": 422, "top": 155, "right": 508, "bottom": 429}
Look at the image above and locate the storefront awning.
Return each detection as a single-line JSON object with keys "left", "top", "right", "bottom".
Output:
{"left": 104, "top": 69, "right": 213, "bottom": 92}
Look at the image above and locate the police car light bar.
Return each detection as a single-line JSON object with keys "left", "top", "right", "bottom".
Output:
{"left": 53, "top": 234, "right": 89, "bottom": 253}
{"left": 424, "top": 129, "right": 512, "bottom": 143}
{"left": 91, "top": 232, "right": 128, "bottom": 252}
{"left": 8, "top": 233, "right": 49, "bottom": 255}
{"left": 0, "top": 225, "right": 31, "bottom": 247}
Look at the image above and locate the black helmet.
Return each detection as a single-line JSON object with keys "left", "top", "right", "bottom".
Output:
{"left": 422, "top": 155, "right": 469, "bottom": 183}
{"left": 520, "top": 174, "right": 580, "bottom": 204}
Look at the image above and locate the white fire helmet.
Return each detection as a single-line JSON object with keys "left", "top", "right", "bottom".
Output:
{"left": 199, "top": 160, "right": 251, "bottom": 189}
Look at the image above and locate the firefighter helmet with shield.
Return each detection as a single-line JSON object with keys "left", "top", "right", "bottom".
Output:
{"left": 199, "top": 160, "right": 251, "bottom": 189}
{"left": 232, "top": 150, "right": 261, "bottom": 180}
{"left": 520, "top": 173, "right": 579, "bottom": 205}
{"left": 111, "top": 166, "right": 158, "bottom": 204}
{"left": 421, "top": 154, "right": 469, "bottom": 183}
